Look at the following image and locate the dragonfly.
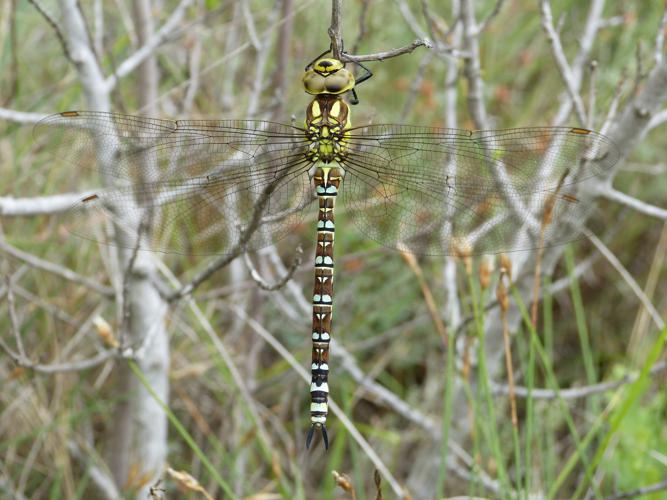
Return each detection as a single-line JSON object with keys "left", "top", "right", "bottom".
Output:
{"left": 35, "top": 53, "right": 619, "bottom": 450}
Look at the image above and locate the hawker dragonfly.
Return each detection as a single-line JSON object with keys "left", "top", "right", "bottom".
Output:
{"left": 35, "top": 54, "right": 619, "bottom": 449}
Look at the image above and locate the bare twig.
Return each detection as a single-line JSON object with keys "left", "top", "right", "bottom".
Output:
{"left": 531, "top": 170, "right": 570, "bottom": 326}
{"left": 571, "top": 0, "right": 605, "bottom": 87}
{"left": 92, "top": 0, "right": 104, "bottom": 56}
{"left": 148, "top": 0, "right": 316, "bottom": 109}
{"left": 68, "top": 442, "right": 120, "bottom": 500}
{"left": 606, "top": 479, "right": 667, "bottom": 500}
{"left": 270, "top": 0, "right": 293, "bottom": 113}
{"left": 168, "top": 181, "right": 279, "bottom": 301}
{"left": 0, "top": 192, "right": 95, "bottom": 216}
{"left": 460, "top": 0, "right": 488, "bottom": 129}
{"left": 245, "top": 1, "right": 281, "bottom": 118}
{"left": 604, "top": 57, "right": 667, "bottom": 171}
{"left": 400, "top": 51, "right": 435, "bottom": 117}
{"left": 341, "top": 39, "right": 432, "bottom": 62}
{"left": 647, "top": 108, "right": 667, "bottom": 131}
{"left": 476, "top": 0, "right": 506, "bottom": 35}
{"left": 1, "top": 347, "right": 116, "bottom": 373}
{"left": 632, "top": 42, "right": 646, "bottom": 98}
{"left": 182, "top": 14, "right": 202, "bottom": 114}
{"left": 0, "top": 237, "right": 114, "bottom": 297}
{"left": 496, "top": 270, "right": 517, "bottom": 426}
{"left": 106, "top": 0, "right": 193, "bottom": 92}
{"left": 492, "top": 360, "right": 667, "bottom": 399}
{"left": 241, "top": 0, "right": 261, "bottom": 50}
{"left": 4, "top": 275, "right": 26, "bottom": 359}
{"left": 585, "top": 228, "right": 665, "bottom": 330}
{"left": 27, "top": 0, "right": 72, "bottom": 61}
{"left": 400, "top": 249, "right": 448, "bottom": 347}
{"left": 350, "top": 0, "right": 371, "bottom": 55}
{"left": 587, "top": 60, "right": 598, "bottom": 129}
{"left": 120, "top": 217, "right": 150, "bottom": 347}
{"left": 0, "top": 108, "right": 47, "bottom": 124}
{"left": 655, "top": 6, "right": 667, "bottom": 64}
{"left": 598, "top": 185, "right": 667, "bottom": 220}
{"left": 328, "top": 0, "right": 343, "bottom": 59}
{"left": 399, "top": 0, "right": 463, "bottom": 59}
{"left": 628, "top": 222, "right": 667, "bottom": 361}
{"left": 243, "top": 248, "right": 302, "bottom": 291}
{"left": 539, "top": 0, "right": 588, "bottom": 124}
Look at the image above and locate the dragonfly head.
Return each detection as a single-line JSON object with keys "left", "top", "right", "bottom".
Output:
{"left": 303, "top": 58, "right": 355, "bottom": 96}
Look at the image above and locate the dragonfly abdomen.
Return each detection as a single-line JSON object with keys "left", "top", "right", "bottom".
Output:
{"left": 307, "top": 166, "right": 343, "bottom": 449}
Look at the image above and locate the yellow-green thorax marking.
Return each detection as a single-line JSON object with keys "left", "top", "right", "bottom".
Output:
{"left": 303, "top": 58, "right": 354, "bottom": 450}
{"left": 303, "top": 58, "right": 353, "bottom": 164}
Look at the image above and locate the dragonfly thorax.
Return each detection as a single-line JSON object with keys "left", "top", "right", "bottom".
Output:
{"left": 305, "top": 95, "right": 351, "bottom": 164}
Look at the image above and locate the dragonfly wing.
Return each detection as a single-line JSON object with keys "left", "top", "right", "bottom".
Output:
{"left": 34, "top": 111, "right": 308, "bottom": 182}
{"left": 342, "top": 125, "right": 619, "bottom": 255}
{"left": 36, "top": 112, "right": 314, "bottom": 255}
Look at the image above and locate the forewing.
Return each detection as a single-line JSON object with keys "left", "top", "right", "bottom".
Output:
{"left": 35, "top": 112, "right": 314, "bottom": 254}
{"left": 341, "top": 125, "right": 619, "bottom": 255}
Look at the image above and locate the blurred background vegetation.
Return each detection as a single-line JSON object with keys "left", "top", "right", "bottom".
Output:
{"left": 1, "top": 0, "right": 666, "bottom": 498}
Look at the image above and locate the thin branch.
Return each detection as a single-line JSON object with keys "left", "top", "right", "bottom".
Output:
{"left": 0, "top": 108, "right": 47, "bottom": 124}
{"left": 654, "top": 5, "right": 667, "bottom": 65}
{"left": 27, "top": 0, "right": 72, "bottom": 61}
{"left": 647, "top": 108, "right": 667, "bottom": 131}
{"left": 539, "top": 0, "right": 588, "bottom": 125}
{"left": 395, "top": 0, "right": 428, "bottom": 40}
{"left": 92, "top": 0, "right": 104, "bottom": 56}
{"left": 241, "top": 0, "right": 261, "bottom": 50}
{"left": 3, "top": 0, "right": 19, "bottom": 105}
{"left": 587, "top": 60, "right": 598, "bottom": 129}
{"left": 328, "top": 0, "right": 343, "bottom": 59}
{"left": 598, "top": 185, "right": 667, "bottom": 220}
{"left": 492, "top": 360, "right": 667, "bottom": 399}
{"left": 476, "top": 0, "right": 506, "bottom": 35}
{"left": 341, "top": 39, "right": 432, "bottom": 62}
{"left": 1, "top": 347, "right": 116, "bottom": 373}
{"left": 147, "top": 0, "right": 315, "bottom": 110}
{"left": 585, "top": 228, "right": 665, "bottom": 330}
{"left": 105, "top": 0, "right": 193, "bottom": 92}
{"left": 67, "top": 441, "right": 120, "bottom": 500}
{"left": 245, "top": 1, "right": 281, "bottom": 118}
{"left": 243, "top": 248, "right": 302, "bottom": 292}
{"left": 169, "top": 180, "right": 279, "bottom": 301}
{"left": 605, "top": 56, "right": 667, "bottom": 172}
{"left": 182, "top": 17, "right": 202, "bottom": 114}
{"left": 0, "top": 237, "right": 114, "bottom": 297}
{"left": 350, "top": 0, "right": 371, "bottom": 55}
{"left": 0, "top": 192, "right": 94, "bottom": 216}
{"left": 400, "top": 250, "right": 448, "bottom": 347}
{"left": 120, "top": 217, "right": 149, "bottom": 347}
{"left": 400, "top": 51, "right": 435, "bottom": 118}
{"left": 460, "top": 0, "right": 488, "bottom": 129}
{"left": 4, "top": 275, "right": 26, "bottom": 359}
{"left": 402, "top": 0, "right": 465, "bottom": 60}
{"left": 571, "top": 0, "right": 605, "bottom": 88}
{"left": 606, "top": 479, "right": 667, "bottom": 500}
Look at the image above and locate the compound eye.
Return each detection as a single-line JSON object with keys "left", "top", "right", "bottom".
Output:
{"left": 324, "top": 69, "right": 354, "bottom": 94}
{"left": 303, "top": 71, "right": 326, "bottom": 94}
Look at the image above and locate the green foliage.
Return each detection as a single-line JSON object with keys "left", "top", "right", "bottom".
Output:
{"left": 602, "top": 387, "right": 667, "bottom": 494}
